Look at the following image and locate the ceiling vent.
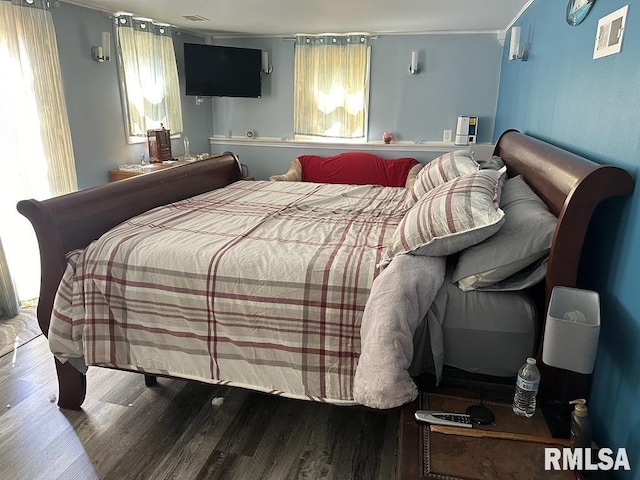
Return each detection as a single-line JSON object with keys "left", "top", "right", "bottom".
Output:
{"left": 182, "top": 15, "right": 209, "bottom": 22}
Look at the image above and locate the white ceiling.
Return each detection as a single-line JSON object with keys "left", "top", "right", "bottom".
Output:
{"left": 64, "top": 0, "right": 531, "bottom": 37}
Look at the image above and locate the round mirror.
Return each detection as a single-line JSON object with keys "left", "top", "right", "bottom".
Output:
{"left": 566, "top": 0, "right": 596, "bottom": 26}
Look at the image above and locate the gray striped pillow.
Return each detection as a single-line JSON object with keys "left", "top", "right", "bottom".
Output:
{"left": 385, "top": 169, "right": 505, "bottom": 260}
{"left": 407, "top": 150, "right": 479, "bottom": 206}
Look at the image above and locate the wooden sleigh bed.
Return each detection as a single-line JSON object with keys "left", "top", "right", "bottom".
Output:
{"left": 17, "top": 130, "right": 633, "bottom": 414}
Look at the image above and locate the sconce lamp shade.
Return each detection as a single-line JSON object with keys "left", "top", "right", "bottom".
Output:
{"left": 509, "top": 26, "right": 521, "bottom": 60}
{"left": 542, "top": 286, "right": 601, "bottom": 374}
{"left": 102, "top": 31, "right": 111, "bottom": 61}
{"left": 409, "top": 51, "right": 419, "bottom": 74}
{"left": 261, "top": 51, "right": 272, "bottom": 74}
{"left": 91, "top": 31, "right": 111, "bottom": 62}
{"left": 508, "top": 25, "right": 529, "bottom": 61}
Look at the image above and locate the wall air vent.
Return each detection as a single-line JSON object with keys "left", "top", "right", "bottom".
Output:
{"left": 182, "top": 15, "right": 209, "bottom": 22}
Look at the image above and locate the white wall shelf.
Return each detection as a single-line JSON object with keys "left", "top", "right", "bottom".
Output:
{"left": 208, "top": 136, "right": 488, "bottom": 153}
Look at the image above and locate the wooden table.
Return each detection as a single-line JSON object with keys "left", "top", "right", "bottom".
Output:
{"left": 397, "top": 392, "right": 584, "bottom": 480}
{"left": 108, "top": 157, "right": 207, "bottom": 182}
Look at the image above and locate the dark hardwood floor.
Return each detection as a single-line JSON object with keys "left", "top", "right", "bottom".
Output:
{"left": 0, "top": 336, "right": 399, "bottom": 480}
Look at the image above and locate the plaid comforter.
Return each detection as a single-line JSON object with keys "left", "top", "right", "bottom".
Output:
{"left": 50, "top": 180, "right": 409, "bottom": 404}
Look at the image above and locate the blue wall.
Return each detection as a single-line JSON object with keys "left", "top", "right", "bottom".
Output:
{"left": 51, "top": 3, "right": 212, "bottom": 189}
{"left": 53, "top": 0, "right": 503, "bottom": 188}
{"left": 496, "top": 1, "right": 640, "bottom": 477}
{"left": 200, "top": 33, "right": 502, "bottom": 180}
{"left": 207, "top": 34, "right": 502, "bottom": 144}
{"left": 50, "top": 1, "right": 505, "bottom": 188}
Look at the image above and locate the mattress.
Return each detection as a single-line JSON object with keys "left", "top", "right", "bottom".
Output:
{"left": 409, "top": 268, "right": 539, "bottom": 378}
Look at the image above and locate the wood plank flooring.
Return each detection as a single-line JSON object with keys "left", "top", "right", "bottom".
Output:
{"left": 0, "top": 336, "right": 399, "bottom": 480}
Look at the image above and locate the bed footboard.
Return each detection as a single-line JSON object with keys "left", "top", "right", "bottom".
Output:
{"left": 17, "top": 152, "right": 242, "bottom": 409}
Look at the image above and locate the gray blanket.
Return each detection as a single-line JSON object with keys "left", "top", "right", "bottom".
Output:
{"left": 353, "top": 254, "right": 446, "bottom": 409}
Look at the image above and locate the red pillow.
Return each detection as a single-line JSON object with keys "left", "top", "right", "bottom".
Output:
{"left": 297, "top": 152, "right": 419, "bottom": 187}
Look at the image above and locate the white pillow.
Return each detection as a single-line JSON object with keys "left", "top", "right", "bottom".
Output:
{"left": 383, "top": 169, "right": 506, "bottom": 263}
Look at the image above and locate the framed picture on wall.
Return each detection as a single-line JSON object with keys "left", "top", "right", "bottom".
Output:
{"left": 566, "top": 0, "right": 596, "bottom": 26}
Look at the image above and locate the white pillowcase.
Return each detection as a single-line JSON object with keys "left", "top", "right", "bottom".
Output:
{"left": 383, "top": 169, "right": 506, "bottom": 264}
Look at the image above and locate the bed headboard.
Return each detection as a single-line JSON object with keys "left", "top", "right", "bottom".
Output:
{"left": 494, "top": 129, "right": 634, "bottom": 308}
{"left": 494, "top": 130, "right": 633, "bottom": 407}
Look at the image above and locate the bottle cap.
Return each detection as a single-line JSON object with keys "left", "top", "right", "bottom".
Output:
{"left": 526, "top": 357, "right": 536, "bottom": 365}
{"left": 570, "top": 399, "right": 588, "bottom": 416}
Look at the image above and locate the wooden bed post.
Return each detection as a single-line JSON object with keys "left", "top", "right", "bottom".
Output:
{"left": 55, "top": 359, "right": 87, "bottom": 410}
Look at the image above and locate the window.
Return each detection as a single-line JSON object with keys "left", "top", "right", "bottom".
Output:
{"left": 115, "top": 15, "right": 183, "bottom": 140}
{"left": 0, "top": 0, "right": 77, "bottom": 302}
{"left": 293, "top": 34, "right": 371, "bottom": 142}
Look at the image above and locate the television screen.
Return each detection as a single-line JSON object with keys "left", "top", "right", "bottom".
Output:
{"left": 184, "top": 43, "right": 262, "bottom": 98}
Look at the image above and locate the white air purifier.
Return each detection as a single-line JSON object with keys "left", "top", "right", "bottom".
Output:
{"left": 455, "top": 116, "right": 478, "bottom": 145}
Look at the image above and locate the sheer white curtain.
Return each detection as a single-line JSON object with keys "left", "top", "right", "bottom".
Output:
{"left": 116, "top": 15, "right": 183, "bottom": 137}
{"left": 294, "top": 34, "right": 371, "bottom": 140}
{"left": 0, "top": 0, "right": 77, "bottom": 307}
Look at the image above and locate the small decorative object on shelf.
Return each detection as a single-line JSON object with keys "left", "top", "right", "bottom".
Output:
{"left": 147, "top": 124, "right": 173, "bottom": 163}
{"left": 183, "top": 136, "right": 192, "bottom": 160}
{"left": 383, "top": 131, "right": 393, "bottom": 144}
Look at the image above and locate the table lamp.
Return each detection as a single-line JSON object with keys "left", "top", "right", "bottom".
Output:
{"left": 542, "top": 286, "right": 601, "bottom": 436}
{"left": 543, "top": 286, "right": 601, "bottom": 374}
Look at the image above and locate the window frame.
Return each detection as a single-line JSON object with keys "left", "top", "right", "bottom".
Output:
{"left": 293, "top": 34, "right": 371, "bottom": 143}
{"left": 113, "top": 16, "right": 183, "bottom": 144}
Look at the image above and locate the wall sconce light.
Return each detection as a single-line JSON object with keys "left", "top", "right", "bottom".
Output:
{"left": 261, "top": 51, "right": 273, "bottom": 74}
{"left": 508, "top": 26, "right": 529, "bottom": 61}
{"left": 91, "top": 32, "right": 111, "bottom": 62}
{"left": 409, "top": 51, "right": 420, "bottom": 74}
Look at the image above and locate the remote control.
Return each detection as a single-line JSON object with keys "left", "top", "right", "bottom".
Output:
{"left": 414, "top": 411, "right": 473, "bottom": 428}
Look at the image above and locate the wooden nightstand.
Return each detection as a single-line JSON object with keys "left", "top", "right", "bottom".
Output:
{"left": 109, "top": 156, "right": 213, "bottom": 182}
{"left": 397, "top": 388, "right": 579, "bottom": 480}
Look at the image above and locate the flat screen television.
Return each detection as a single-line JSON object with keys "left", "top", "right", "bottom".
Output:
{"left": 184, "top": 43, "right": 262, "bottom": 98}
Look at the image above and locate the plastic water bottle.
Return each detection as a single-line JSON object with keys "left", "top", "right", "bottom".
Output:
{"left": 512, "top": 357, "right": 540, "bottom": 417}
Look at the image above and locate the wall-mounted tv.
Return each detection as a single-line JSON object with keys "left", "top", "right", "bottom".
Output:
{"left": 184, "top": 43, "right": 262, "bottom": 98}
